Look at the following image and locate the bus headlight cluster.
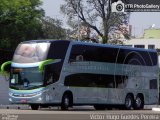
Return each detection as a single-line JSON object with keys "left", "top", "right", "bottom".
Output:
{"left": 9, "top": 92, "right": 13, "bottom": 96}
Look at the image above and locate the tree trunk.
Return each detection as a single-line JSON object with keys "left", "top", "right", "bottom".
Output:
{"left": 102, "top": 35, "right": 108, "bottom": 44}
{"left": 102, "top": 20, "right": 108, "bottom": 44}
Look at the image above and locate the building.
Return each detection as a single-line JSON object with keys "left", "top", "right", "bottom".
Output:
{"left": 124, "top": 28, "right": 160, "bottom": 49}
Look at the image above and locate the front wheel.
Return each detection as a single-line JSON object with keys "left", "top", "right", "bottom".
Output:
{"left": 30, "top": 104, "right": 39, "bottom": 110}
{"left": 125, "top": 94, "right": 134, "bottom": 110}
{"left": 61, "top": 94, "right": 70, "bottom": 110}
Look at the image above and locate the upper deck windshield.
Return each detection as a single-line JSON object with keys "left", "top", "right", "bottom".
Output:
{"left": 13, "top": 43, "right": 50, "bottom": 63}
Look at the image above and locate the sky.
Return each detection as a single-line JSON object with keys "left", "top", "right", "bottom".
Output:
{"left": 41, "top": 0, "right": 160, "bottom": 37}
{"left": 41, "top": 0, "right": 68, "bottom": 27}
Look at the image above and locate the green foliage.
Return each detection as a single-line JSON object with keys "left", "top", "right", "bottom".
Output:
{"left": 0, "top": 0, "right": 68, "bottom": 49}
{"left": 41, "top": 16, "right": 66, "bottom": 39}
{"left": 0, "top": 0, "right": 44, "bottom": 49}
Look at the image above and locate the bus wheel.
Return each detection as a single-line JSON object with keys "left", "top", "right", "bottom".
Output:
{"left": 134, "top": 95, "right": 144, "bottom": 110}
{"left": 125, "top": 94, "right": 134, "bottom": 110}
{"left": 30, "top": 104, "right": 39, "bottom": 110}
{"left": 94, "top": 105, "right": 106, "bottom": 110}
{"left": 61, "top": 94, "right": 70, "bottom": 110}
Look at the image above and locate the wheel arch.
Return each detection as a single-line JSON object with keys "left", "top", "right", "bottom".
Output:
{"left": 126, "top": 93, "right": 134, "bottom": 99}
{"left": 136, "top": 93, "right": 144, "bottom": 102}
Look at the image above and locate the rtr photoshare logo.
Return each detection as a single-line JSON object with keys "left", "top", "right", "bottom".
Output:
{"left": 112, "top": 0, "right": 125, "bottom": 12}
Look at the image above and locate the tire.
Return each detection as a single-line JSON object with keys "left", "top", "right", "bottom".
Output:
{"left": 94, "top": 105, "right": 106, "bottom": 110}
{"left": 61, "top": 94, "right": 70, "bottom": 110}
{"left": 31, "top": 104, "right": 39, "bottom": 110}
{"left": 125, "top": 94, "right": 134, "bottom": 110}
{"left": 134, "top": 95, "right": 144, "bottom": 110}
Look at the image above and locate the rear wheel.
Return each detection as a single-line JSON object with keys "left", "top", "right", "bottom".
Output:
{"left": 125, "top": 94, "right": 134, "bottom": 110}
{"left": 134, "top": 95, "right": 144, "bottom": 110}
{"left": 30, "top": 104, "right": 39, "bottom": 110}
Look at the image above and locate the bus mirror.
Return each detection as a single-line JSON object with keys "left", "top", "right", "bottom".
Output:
{"left": 39, "top": 59, "right": 54, "bottom": 73}
{"left": 1, "top": 61, "right": 11, "bottom": 73}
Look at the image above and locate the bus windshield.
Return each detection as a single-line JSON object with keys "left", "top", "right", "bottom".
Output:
{"left": 10, "top": 67, "right": 43, "bottom": 90}
{"left": 12, "top": 43, "right": 50, "bottom": 63}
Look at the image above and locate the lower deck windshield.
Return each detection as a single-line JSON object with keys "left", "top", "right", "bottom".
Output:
{"left": 10, "top": 67, "right": 43, "bottom": 90}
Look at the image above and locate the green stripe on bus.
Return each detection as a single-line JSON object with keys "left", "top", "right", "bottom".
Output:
{"left": 1, "top": 61, "right": 11, "bottom": 73}
{"left": 39, "top": 59, "right": 54, "bottom": 72}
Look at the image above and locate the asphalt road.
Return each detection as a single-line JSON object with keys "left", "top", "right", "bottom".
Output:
{"left": 0, "top": 107, "right": 160, "bottom": 120}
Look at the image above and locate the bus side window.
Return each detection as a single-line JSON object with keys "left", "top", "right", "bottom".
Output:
{"left": 44, "top": 65, "right": 58, "bottom": 85}
{"left": 44, "top": 66, "right": 53, "bottom": 85}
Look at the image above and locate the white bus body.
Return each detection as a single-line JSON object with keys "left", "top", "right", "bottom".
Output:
{"left": 3, "top": 40, "right": 158, "bottom": 110}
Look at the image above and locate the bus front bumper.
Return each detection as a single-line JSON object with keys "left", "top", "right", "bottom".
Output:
{"left": 9, "top": 91, "right": 46, "bottom": 104}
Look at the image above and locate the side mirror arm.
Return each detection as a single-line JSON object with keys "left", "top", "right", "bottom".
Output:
{"left": 1, "top": 61, "right": 12, "bottom": 73}
{"left": 39, "top": 59, "right": 54, "bottom": 73}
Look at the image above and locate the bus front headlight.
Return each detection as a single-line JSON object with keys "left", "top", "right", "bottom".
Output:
{"left": 9, "top": 92, "right": 13, "bottom": 96}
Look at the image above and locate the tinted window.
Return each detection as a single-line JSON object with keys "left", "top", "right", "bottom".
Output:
{"left": 64, "top": 73, "right": 127, "bottom": 88}
{"left": 69, "top": 44, "right": 157, "bottom": 66}
{"left": 149, "top": 52, "right": 157, "bottom": 66}
{"left": 117, "top": 49, "right": 157, "bottom": 66}
{"left": 47, "top": 41, "right": 70, "bottom": 60}
{"left": 44, "top": 63, "right": 61, "bottom": 85}
{"left": 69, "top": 45, "right": 118, "bottom": 63}
{"left": 150, "top": 79, "right": 157, "bottom": 89}
{"left": 46, "top": 41, "right": 70, "bottom": 83}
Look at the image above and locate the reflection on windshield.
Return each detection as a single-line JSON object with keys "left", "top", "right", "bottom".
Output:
{"left": 10, "top": 67, "right": 43, "bottom": 90}
{"left": 13, "top": 43, "right": 50, "bottom": 63}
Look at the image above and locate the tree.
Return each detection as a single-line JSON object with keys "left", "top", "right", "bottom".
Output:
{"left": 61, "top": 0, "right": 130, "bottom": 44}
{"left": 0, "top": 0, "right": 44, "bottom": 49}
{"left": 41, "top": 16, "right": 66, "bottom": 39}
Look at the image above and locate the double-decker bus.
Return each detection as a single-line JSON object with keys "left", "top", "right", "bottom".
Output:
{"left": 1, "top": 40, "right": 159, "bottom": 110}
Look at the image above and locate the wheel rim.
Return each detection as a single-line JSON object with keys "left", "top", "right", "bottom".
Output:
{"left": 125, "top": 96, "right": 133, "bottom": 109}
{"left": 126, "top": 98, "right": 131, "bottom": 108}
{"left": 136, "top": 97, "right": 142, "bottom": 108}
{"left": 64, "top": 97, "right": 69, "bottom": 107}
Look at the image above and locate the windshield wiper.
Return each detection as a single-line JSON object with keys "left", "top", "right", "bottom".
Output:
{"left": 10, "top": 85, "right": 20, "bottom": 90}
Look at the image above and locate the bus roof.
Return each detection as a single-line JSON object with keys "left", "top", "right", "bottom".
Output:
{"left": 21, "top": 39, "right": 157, "bottom": 53}
{"left": 70, "top": 40, "right": 157, "bottom": 53}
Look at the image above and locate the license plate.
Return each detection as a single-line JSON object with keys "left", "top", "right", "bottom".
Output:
{"left": 20, "top": 99, "right": 27, "bottom": 103}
